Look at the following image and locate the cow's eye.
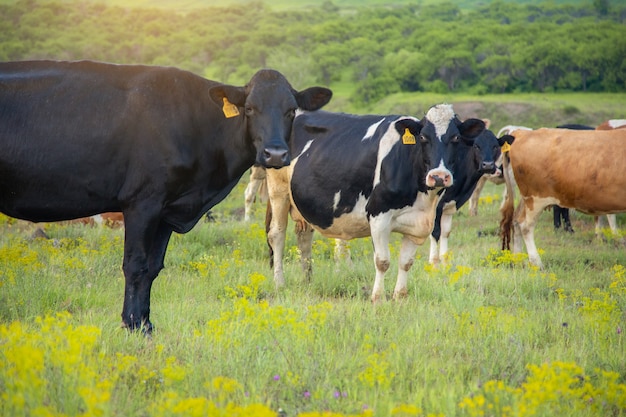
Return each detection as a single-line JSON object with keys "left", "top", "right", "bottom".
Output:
{"left": 419, "top": 134, "right": 428, "bottom": 143}
{"left": 285, "top": 109, "right": 296, "bottom": 119}
{"left": 245, "top": 106, "right": 254, "bottom": 116}
{"left": 451, "top": 134, "right": 460, "bottom": 143}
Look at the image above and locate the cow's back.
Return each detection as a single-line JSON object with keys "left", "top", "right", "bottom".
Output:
{"left": 510, "top": 128, "right": 626, "bottom": 215}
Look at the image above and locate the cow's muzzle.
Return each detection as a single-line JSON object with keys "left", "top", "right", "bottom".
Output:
{"left": 480, "top": 161, "right": 496, "bottom": 174}
{"left": 263, "top": 146, "right": 290, "bottom": 168}
{"left": 426, "top": 169, "right": 453, "bottom": 188}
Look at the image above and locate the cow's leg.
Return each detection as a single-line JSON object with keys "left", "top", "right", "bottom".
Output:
{"left": 606, "top": 214, "right": 619, "bottom": 236}
{"left": 517, "top": 198, "right": 548, "bottom": 268}
{"left": 393, "top": 236, "right": 419, "bottom": 300}
{"left": 334, "top": 239, "right": 352, "bottom": 264}
{"left": 596, "top": 214, "right": 619, "bottom": 239}
{"left": 437, "top": 211, "right": 454, "bottom": 262}
{"left": 294, "top": 219, "right": 314, "bottom": 280}
{"left": 370, "top": 219, "right": 392, "bottom": 302}
{"left": 428, "top": 235, "right": 440, "bottom": 265}
{"left": 266, "top": 173, "right": 291, "bottom": 288}
{"left": 562, "top": 208, "right": 574, "bottom": 233}
{"left": 511, "top": 199, "right": 525, "bottom": 255}
{"left": 468, "top": 176, "right": 487, "bottom": 216}
{"left": 121, "top": 212, "right": 170, "bottom": 333}
{"left": 244, "top": 177, "right": 263, "bottom": 222}
{"left": 552, "top": 206, "right": 561, "bottom": 229}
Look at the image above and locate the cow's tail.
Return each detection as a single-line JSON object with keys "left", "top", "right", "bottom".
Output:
{"left": 499, "top": 136, "right": 515, "bottom": 250}
{"left": 265, "top": 199, "right": 274, "bottom": 269}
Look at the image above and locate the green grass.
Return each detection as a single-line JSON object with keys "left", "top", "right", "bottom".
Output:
{"left": 2, "top": 176, "right": 626, "bottom": 416}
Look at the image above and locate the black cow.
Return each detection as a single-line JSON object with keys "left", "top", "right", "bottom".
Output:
{"left": 0, "top": 60, "right": 332, "bottom": 332}
{"left": 265, "top": 104, "right": 485, "bottom": 301}
{"left": 429, "top": 128, "right": 505, "bottom": 264}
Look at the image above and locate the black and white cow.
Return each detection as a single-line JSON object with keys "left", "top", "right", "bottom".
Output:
{"left": 0, "top": 60, "right": 332, "bottom": 332}
{"left": 266, "top": 104, "right": 485, "bottom": 301}
{"left": 428, "top": 128, "right": 505, "bottom": 264}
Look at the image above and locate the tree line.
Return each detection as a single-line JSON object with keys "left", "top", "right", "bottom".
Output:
{"left": 1, "top": 0, "right": 624, "bottom": 105}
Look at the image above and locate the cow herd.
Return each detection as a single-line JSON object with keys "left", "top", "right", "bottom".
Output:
{"left": 1, "top": 60, "right": 623, "bottom": 332}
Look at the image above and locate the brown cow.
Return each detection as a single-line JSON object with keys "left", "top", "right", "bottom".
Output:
{"left": 593, "top": 119, "right": 626, "bottom": 237}
{"left": 62, "top": 212, "right": 124, "bottom": 228}
{"left": 500, "top": 127, "right": 626, "bottom": 268}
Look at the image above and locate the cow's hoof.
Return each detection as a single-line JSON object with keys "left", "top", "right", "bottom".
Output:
{"left": 370, "top": 292, "right": 385, "bottom": 303}
{"left": 122, "top": 320, "right": 154, "bottom": 336}
{"left": 393, "top": 288, "right": 408, "bottom": 300}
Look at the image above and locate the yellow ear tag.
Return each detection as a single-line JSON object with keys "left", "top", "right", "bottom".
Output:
{"left": 501, "top": 142, "right": 511, "bottom": 153}
{"left": 222, "top": 97, "right": 240, "bottom": 118}
{"left": 402, "top": 128, "right": 416, "bottom": 145}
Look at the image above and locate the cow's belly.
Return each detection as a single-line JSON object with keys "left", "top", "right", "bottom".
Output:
{"left": 312, "top": 192, "right": 440, "bottom": 243}
{"left": 0, "top": 174, "right": 120, "bottom": 222}
{"left": 312, "top": 194, "right": 371, "bottom": 239}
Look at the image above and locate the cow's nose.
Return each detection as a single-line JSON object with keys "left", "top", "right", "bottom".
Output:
{"left": 427, "top": 170, "right": 453, "bottom": 188}
{"left": 481, "top": 161, "right": 496, "bottom": 174}
{"left": 263, "top": 147, "right": 290, "bottom": 168}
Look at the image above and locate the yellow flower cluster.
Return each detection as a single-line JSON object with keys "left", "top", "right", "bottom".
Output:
{"left": 151, "top": 392, "right": 278, "bottom": 417}
{"left": 480, "top": 249, "right": 529, "bottom": 268}
{"left": 357, "top": 342, "right": 397, "bottom": 391}
{"left": 0, "top": 238, "right": 43, "bottom": 287}
{"left": 0, "top": 312, "right": 106, "bottom": 417}
{"left": 477, "top": 193, "right": 501, "bottom": 207}
{"left": 459, "top": 361, "right": 626, "bottom": 416}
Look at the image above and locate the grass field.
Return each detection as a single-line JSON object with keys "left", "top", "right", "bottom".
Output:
{"left": 2, "top": 171, "right": 625, "bottom": 416}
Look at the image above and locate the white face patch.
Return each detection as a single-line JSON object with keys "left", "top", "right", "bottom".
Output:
{"left": 363, "top": 119, "right": 385, "bottom": 141}
{"left": 425, "top": 104, "right": 455, "bottom": 139}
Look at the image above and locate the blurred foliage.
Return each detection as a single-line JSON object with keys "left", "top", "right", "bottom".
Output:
{"left": 1, "top": 0, "right": 625, "bottom": 106}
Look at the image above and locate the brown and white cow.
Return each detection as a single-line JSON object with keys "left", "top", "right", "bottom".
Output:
{"left": 593, "top": 119, "right": 626, "bottom": 237}
{"left": 58, "top": 212, "right": 124, "bottom": 227}
{"left": 500, "top": 127, "right": 626, "bottom": 268}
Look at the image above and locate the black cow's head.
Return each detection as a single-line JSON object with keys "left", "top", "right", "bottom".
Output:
{"left": 208, "top": 69, "right": 332, "bottom": 168}
{"left": 469, "top": 129, "right": 504, "bottom": 175}
{"left": 419, "top": 104, "right": 486, "bottom": 187}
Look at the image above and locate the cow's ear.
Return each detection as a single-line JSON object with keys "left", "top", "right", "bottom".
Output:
{"left": 208, "top": 85, "right": 246, "bottom": 108}
{"left": 394, "top": 118, "right": 422, "bottom": 136}
{"left": 459, "top": 118, "right": 485, "bottom": 139}
{"left": 499, "top": 134, "right": 515, "bottom": 146}
{"left": 295, "top": 87, "right": 333, "bottom": 111}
